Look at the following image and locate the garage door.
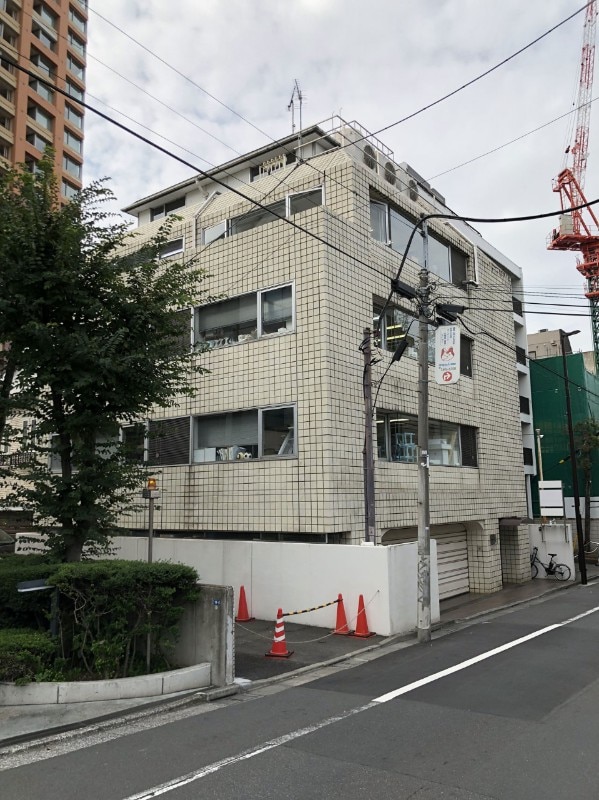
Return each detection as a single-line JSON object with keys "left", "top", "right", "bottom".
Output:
{"left": 382, "top": 525, "right": 470, "bottom": 600}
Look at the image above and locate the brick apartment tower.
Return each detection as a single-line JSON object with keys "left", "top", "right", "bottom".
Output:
{"left": 0, "top": 0, "right": 86, "bottom": 195}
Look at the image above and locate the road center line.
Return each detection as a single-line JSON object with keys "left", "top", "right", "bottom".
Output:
{"left": 121, "top": 603, "right": 599, "bottom": 800}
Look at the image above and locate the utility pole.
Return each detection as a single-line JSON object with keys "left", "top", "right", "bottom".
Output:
{"left": 143, "top": 477, "right": 160, "bottom": 670}
{"left": 362, "top": 327, "right": 376, "bottom": 544}
{"left": 417, "top": 222, "right": 432, "bottom": 643}
{"left": 560, "top": 330, "right": 587, "bottom": 585}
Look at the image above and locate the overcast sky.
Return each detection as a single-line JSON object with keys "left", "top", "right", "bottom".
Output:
{"left": 84, "top": 0, "right": 597, "bottom": 351}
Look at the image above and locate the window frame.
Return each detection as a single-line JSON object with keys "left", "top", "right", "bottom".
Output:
{"left": 373, "top": 300, "right": 434, "bottom": 364}
{"left": 193, "top": 404, "right": 297, "bottom": 463}
{"left": 194, "top": 282, "right": 295, "bottom": 349}
{"left": 376, "top": 410, "right": 478, "bottom": 468}
{"left": 201, "top": 186, "right": 323, "bottom": 245}
{"left": 370, "top": 195, "right": 469, "bottom": 287}
{"left": 150, "top": 196, "right": 186, "bottom": 222}
{"left": 159, "top": 237, "right": 184, "bottom": 259}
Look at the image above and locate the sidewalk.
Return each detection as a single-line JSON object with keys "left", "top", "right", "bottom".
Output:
{"left": 2, "top": 569, "right": 597, "bottom": 748}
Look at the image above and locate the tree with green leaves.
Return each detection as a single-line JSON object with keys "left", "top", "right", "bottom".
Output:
{"left": 0, "top": 157, "right": 209, "bottom": 561}
{"left": 574, "top": 417, "right": 599, "bottom": 549}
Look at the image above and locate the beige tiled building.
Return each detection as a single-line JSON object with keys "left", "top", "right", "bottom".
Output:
{"left": 122, "top": 118, "right": 532, "bottom": 598}
{"left": 0, "top": 0, "right": 86, "bottom": 196}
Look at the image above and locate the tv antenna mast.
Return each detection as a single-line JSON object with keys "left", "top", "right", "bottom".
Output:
{"left": 288, "top": 80, "right": 304, "bottom": 148}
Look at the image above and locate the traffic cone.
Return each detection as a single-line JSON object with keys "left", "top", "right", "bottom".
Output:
{"left": 265, "top": 608, "right": 294, "bottom": 658}
{"left": 333, "top": 593, "right": 352, "bottom": 635}
{"left": 235, "top": 585, "right": 254, "bottom": 622}
{"left": 351, "top": 594, "right": 375, "bottom": 638}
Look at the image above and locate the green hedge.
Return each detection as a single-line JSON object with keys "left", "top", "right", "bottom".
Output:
{"left": 49, "top": 561, "right": 200, "bottom": 679}
{"left": 0, "top": 556, "right": 60, "bottom": 630}
{"left": 0, "top": 628, "right": 57, "bottom": 683}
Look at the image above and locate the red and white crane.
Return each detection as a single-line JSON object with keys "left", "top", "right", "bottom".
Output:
{"left": 548, "top": 0, "right": 599, "bottom": 369}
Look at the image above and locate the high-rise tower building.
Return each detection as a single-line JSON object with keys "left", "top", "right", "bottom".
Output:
{"left": 0, "top": 0, "right": 86, "bottom": 196}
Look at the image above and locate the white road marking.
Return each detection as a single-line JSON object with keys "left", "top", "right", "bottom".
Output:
{"left": 122, "top": 602, "right": 599, "bottom": 799}
{"left": 121, "top": 702, "right": 379, "bottom": 800}
{"left": 373, "top": 603, "right": 599, "bottom": 703}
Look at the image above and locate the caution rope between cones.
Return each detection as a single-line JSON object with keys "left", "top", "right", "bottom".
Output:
{"left": 281, "top": 597, "right": 340, "bottom": 617}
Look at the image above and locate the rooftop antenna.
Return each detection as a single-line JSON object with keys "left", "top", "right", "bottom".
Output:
{"left": 288, "top": 80, "right": 304, "bottom": 152}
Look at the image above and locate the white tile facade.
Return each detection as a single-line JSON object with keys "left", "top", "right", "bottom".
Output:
{"left": 118, "top": 123, "right": 530, "bottom": 592}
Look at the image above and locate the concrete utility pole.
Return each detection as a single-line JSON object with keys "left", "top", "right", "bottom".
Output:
{"left": 560, "top": 330, "right": 587, "bottom": 585}
{"left": 362, "top": 327, "right": 376, "bottom": 544}
{"left": 417, "top": 223, "right": 432, "bottom": 643}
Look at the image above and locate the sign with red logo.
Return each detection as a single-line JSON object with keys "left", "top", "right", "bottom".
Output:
{"left": 435, "top": 325, "right": 460, "bottom": 385}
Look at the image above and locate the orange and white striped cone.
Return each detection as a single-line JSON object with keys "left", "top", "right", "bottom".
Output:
{"left": 265, "top": 608, "right": 294, "bottom": 658}
{"left": 333, "top": 593, "right": 353, "bottom": 635}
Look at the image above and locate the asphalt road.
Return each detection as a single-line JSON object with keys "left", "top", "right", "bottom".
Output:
{"left": 3, "top": 584, "right": 599, "bottom": 799}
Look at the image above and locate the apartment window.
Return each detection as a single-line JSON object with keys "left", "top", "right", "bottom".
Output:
{"left": 202, "top": 187, "right": 323, "bottom": 244}
{"left": 26, "top": 128, "right": 51, "bottom": 151}
{"left": 28, "top": 103, "right": 53, "bottom": 131}
{"left": 0, "top": 22, "right": 17, "bottom": 47}
{"left": 29, "top": 78, "right": 54, "bottom": 103}
{"left": 159, "top": 238, "right": 184, "bottom": 259}
{"left": 69, "top": 8, "right": 87, "bottom": 33}
{"left": 0, "top": 1, "right": 19, "bottom": 21}
{"left": 30, "top": 49, "right": 55, "bottom": 78}
{"left": 121, "top": 424, "right": 146, "bottom": 464}
{"left": 512, "top": 296, "right": 523, "bottom": 316}
{"left": 68, "top": 30, "right": 85, "bottom": 56}
{"left": 0, "top": 143, "right": 9, "bottom": 160}
{"left": 67, "top": 54, "right": 84, "bottom": 81}
{"left": 0, "top": 114, "right": 11, "bottom": 131}
{"left": 1, "top": 54, "right": 15, "bottom": 74}
{"left": 65, "top": 103, "right": 83, "bottom": 128}
{"left": 147, "top": 417, "right": 190, "bottom": 466}
{"left": 61, "top": 178, "right": 78, "bottom": 199}
{"left": 151, "top": 196, "right": 185, "bottom": 221}
{"left": 519, "top": 395, "right": 530, "bottom": 414}
{"left": 377, "top": 411, "right": 478, "bottom": 467}
{"left": 460, "top": 336, "right": 473, "bottom": 377}
{"left": 523, "top": 447, "right": 534, "bottom": 466}
{"left": 66, "top": 78, "right": 83, "bottom": 101}
{"left": 0, "top": 78, "right": 13, "bottom": 102}
{"left": 73, "top": 0, "right": 89, "bottom": 9}
{"left": 373, "top": 301, "right": 434, "bottom": 364}
{"left": 370, "top": 196, "right": 469, "bottom": 287}
{"left": 33, "top": 2, "right": 57, "bottom": 28}
{"left": 63, "top": 153, "right": 81, "bottom": 180}
{"left": 193, "top": 405, "right": 296, "bottom": 462}
{"left": 516, "top": 345, "right": 527, "bottom": 366}
{"left": 64, "top": 128, "right": 82, "bottom": 153}
{"left": 32, "top": 23, "right": 56, "bottom": 51}
{"left": 195, "top": 284, "right": 294, "bottom": 349}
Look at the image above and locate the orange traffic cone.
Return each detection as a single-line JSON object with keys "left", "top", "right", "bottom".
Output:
{"left": 235, "top": 585, "right": 254, "bottom": 622}
{"left": 333, "top": 593, "right": 352, "bottom": 635}
{"left": 265, "top": 608, "right": 294, "bottom": 658}
{"left": 351, "top": 594, "right": 375, "bottom": 638}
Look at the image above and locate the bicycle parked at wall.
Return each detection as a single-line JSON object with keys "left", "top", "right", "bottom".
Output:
{"left": 583, "top": 540, "right": 599, "bottom": 566}
{"left": 530, "top": 547, "right": 571, "bottom": 581}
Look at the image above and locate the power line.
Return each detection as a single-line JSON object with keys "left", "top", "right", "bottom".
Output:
{"left": 312, "top": 3, "right": 593, "bottom": 152}
{"left": 9, "top": 59, "right": 599, "bottom": 328}
{"left": 427, "top": 93, "right": 599, "bottom": 180}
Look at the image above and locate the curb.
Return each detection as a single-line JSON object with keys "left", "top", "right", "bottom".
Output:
{"left": 3, "top": 577, "right": 595, "bottom": 750}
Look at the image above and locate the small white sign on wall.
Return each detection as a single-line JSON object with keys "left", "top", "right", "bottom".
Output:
{"left": 435, "top": 324, "right": 460, "bottom": 385}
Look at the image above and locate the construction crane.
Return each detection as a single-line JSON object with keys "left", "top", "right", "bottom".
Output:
{"left": 548, "top": 0, "right": 599, "bottom": 370}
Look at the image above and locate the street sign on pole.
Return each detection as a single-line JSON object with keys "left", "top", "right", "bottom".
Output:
{"left": 434, "top": 325, "right": 460, "bottom": 385}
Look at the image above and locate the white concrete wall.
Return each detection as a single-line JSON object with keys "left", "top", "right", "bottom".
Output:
{"left": 527, "top": 523, "right": 575, "bottom": 580}
{"left": 111, "top": 537, "right": 439, "bottom": 637}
